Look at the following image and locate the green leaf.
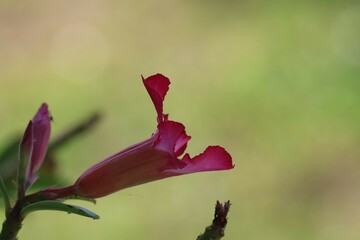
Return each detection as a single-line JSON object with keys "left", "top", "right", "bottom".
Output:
{"left": 64, "top": 195, "right": 97, "bottom": 204}
{"left": 0, "top": 175, "right": 11, "bottom": 217}
{"left": 21, "top": 200, "right": 100, "bottom": 220}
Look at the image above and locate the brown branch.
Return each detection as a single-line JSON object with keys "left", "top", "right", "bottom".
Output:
{"left": 197, "top": 201, "right": 231, "bottom": 240}
{"left": 48, "top": 112, "right": 101, "bottom": 151}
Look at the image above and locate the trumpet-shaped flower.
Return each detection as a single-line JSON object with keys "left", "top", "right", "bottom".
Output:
{"left": 42, "top": 74, "right": 233, "bottom": 199}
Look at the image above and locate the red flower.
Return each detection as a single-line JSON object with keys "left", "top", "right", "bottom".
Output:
{"left": 18, "top": 103, "right": 51, "bottom": 195}
{"left": 71, "top": 74, "right": 233, "bottom": 198}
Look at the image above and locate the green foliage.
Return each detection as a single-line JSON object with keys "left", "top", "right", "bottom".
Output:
{"left": 0, "top": 176, "right": 11, "bottom": 217}
{"left": 21, "top": 201, "right": 99, "bottom": 220}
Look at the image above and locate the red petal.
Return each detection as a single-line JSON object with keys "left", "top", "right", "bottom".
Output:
{"left": 142, "top": 74, "right": 170, "bottom": 123}
{"left": 154, "top": 121, "right": 190, "bottom": 157}
{"left": 19, "top": 121, "right": 34, "bottom": 176}
{"left": 174, "top": 133, "right": 191, "bottom": 157}
{"left": 20, "top": 121, "right": 34, "bottom": 158}
{"left": 164, "top": 146, "right": 234, "bottom": 175}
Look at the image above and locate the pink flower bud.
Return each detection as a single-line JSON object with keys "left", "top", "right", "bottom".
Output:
{"left": 19, "top": 103, "right": 51, "bottom": 192}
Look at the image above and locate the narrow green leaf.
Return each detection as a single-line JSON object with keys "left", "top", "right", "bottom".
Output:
{"left": 0, "top": 137, "right": 19, "bottom": 167}
{"left": 64, "top": 195, "right": 97, "bottom": 204}
{"left": 0, "top": 175, "right": 11, "bottom": 217}
{"left": 21, "top": 200, "right": 100, "bottom": 220}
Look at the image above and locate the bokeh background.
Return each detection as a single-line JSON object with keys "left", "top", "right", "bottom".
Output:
{"left": 1, "top": 1, "right": 360, "bottom": 239}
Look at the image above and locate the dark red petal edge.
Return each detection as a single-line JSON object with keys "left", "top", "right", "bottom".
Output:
{"left": 163, "top": 146, "right": 234, "bottom": 175}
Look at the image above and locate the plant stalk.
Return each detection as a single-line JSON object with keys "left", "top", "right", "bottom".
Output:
{"left": 0, "top": 202, "right": 24, "bottom": 240}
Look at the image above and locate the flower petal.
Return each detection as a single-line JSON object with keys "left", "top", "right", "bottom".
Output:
{"left": 174, "top": 133, "right": 191, "bottom": 157}
{"left": 18, "top": 121, "right": 34, "bottom": 194}
{"left": 154, "top": 120, "right": 190, "bottom": 157}
{"left": 20, "top": 121, "right": 34, "bottom": 160}
{"left": 163, "top": 146, "right": 234, "bottom": 175}
{"left": 142, "top": 74, "right": 170, "bottom": 123}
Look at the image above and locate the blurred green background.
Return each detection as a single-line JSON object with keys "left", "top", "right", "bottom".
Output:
{"left": 1, "top": 1, "right": 360, "bottom": 239}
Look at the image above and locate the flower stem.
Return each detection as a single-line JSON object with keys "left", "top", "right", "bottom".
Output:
{"left": 23, "top": 185, "right": 76, "bottom": 203}
{"left": 0, "top": 202, "right": 23, "bottom": 240}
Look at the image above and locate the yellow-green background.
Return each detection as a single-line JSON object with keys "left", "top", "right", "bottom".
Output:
{"left": 1, "top": 1, "right": 360, "bottom": 239}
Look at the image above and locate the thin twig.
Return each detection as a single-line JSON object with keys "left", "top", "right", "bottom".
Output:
{"left": 48, "top": 113, "right": 101, "bottom": 152}
{"left": 197, "top": 201, "right": 231, "bottom": 240}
